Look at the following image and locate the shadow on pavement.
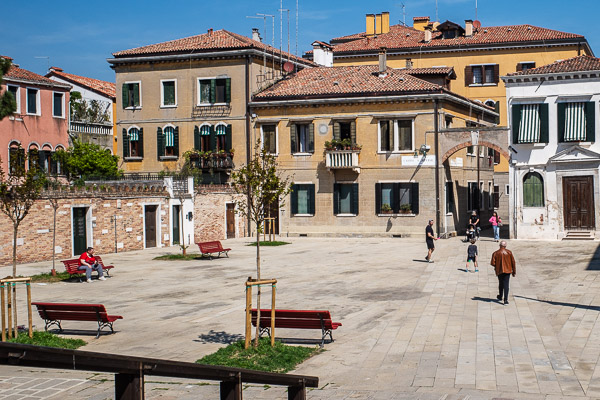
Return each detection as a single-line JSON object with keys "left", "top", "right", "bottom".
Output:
{"left": 194, "top": 330, "right": 244, "bottom": 344}
{"left": 587, "top": 243, "right": 600, "bottom": 270}
{"left": 472, "top": 296, "right": 501, "bottom": 303}
{"left": 514, "top": 295, "right": 600, "bottom": 311}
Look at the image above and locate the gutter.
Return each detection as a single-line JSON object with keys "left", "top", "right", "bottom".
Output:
{"left": 501, "top": 70, "right": 600, "bottom": 84}
{"left": 4, "top": 77, "right": 71, "bottom": 90}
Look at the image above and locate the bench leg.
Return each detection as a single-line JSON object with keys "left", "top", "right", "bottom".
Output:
{"left": 45, "top": 319, "right": 62, "bottom": 333}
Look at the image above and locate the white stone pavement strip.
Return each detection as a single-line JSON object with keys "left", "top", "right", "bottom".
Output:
{"left": 2, "top": 236, "right": 600, "bottom": 399}
{"left": 0, "top": 375, "right": 86, "bottom": 399}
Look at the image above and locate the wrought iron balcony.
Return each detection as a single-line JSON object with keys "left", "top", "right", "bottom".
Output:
{"left": 325, "top": 150, "right": 360, "bottom": 172}
{"left": 189, "top": 153, "right": 234, "bottom": 170}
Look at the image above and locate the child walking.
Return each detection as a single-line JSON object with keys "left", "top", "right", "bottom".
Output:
{"left": 466, "top": 238, "right": 479, "bottom": 272}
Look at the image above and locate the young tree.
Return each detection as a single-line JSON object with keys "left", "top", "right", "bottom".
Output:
{"left": 0, "top": 147, "right": 46, "bottom": 277}
{"left": 54, "top": 140, "right": 122, "bottom": 181}
{"left": 0, "top": 57, "right": 17, "bottom": 120}
{"left": 231, "top": 141, "right": 292, "bottom": 346}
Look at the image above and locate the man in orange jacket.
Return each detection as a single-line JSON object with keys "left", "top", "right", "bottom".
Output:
{"left": 490, "top": 241, "right": 516, "bottom": 305}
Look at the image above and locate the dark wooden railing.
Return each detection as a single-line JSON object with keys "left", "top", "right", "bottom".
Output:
{"left": 0, "top": 343, "right": 318, "bottom": 399}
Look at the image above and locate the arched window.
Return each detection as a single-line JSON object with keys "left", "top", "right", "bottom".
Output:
{"left": 199, "top": 124, "right": 212, "bottom": 151}
{"left": 163, "top": 126, "right": 176, "bottom": 156}
{"left": 128, "top": 127, "right": 140, "bottom": 157}
{"left": 28, "top": 144, "right": 40, "bottom": 171}
{"left": 215, "top": 124, "right": 227, "bottom": 151}
{"left": 523, "top": 172, "right": 544, "bottom": 207}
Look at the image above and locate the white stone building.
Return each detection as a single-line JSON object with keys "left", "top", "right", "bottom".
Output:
{"left": 503, "top": 55, "right": 600, "bottom": 240}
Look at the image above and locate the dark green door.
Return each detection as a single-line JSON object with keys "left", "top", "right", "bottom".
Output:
{"left": 73, "top": 207, "right": 87, "bottom": 256}
{"left": 172, "top": 205, "right": 180, "bottom": 245}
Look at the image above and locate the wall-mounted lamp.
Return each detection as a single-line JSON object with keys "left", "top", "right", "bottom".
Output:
{"left": 414, "top": 144, "right": 430, "bottom": 157}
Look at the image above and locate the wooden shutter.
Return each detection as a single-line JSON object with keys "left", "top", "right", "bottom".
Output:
{"left": 586, "top": 101, "right": 595, "bottom": 142}
{"left": 539, "top": 103, "right": 549, "bottom": 143}
{"left": 375, "top": 183, "right": 381, "bottom": 214}
{"left": 511, "top": 104, "right": 521, "bottom": 144}
{"left": 411, "top": 183, "right": 419, "bottom": 214}
{"left": 308, "top": 184, "right": 315, "bottom": 215}
{"left": 333, "top": 183, "right": 340, "bottom": 215}
{"left": 308, "top": 123, "right": 315, "bottom": 152}
{"left": 350, "top": 120, "right": 356, "bottom": 144}
{"left": 122, "top": 84, "right": 129, "bottom": 109}
{"left": 209, "top": 125, "right": 217, "bottom": 151}
{"left": 194, "top": 126, "right": 200, "bottom": 150}
{"left": 290, "top": 124, "right": 297, "bottom": 153}
{"left": 392, "top": 183, "right": 400, "bottom": 213}
{"left": 291, "top": 184, "right": 298, "bottom": 215}
{"left": 225, "top": 78, "right": 231, "bottom": 103}
{"left": 333, "top": 122, "right": 340, "bottom": 141}
{"left": 122, "top": 128, "right": 129, "bottom": 157}
{"left": 133, "top": 83, "right": 140, "bottom": 106}
{"left": 210, "top": 79, "right": 216, "bottom": 103}
{"left": 174, "top": 126, "right": 179, "bottom": 156}
{"left": 157, "top": 127, "right": 164, "bottom": 159}
{"left": 351, "top": 183, "right": 359, "bottom": 215}
{"left": 464, "top": 66, "right": 473, "bottom": 86}
{"left": 226, "top": 124, "right": 232, "bottom": 151}
{"left": 557, "top": 103, "right": 566, "bottom": 142}
{"left": 493, "top": 64, "right": 500, "bottom": 84}
{"left": 138, "top": 128, "right": 144, "bottom": 157}
{"left": 494, "top": 101, "right": 501, "bottom": 125}
{"left": 494, "top": 150, "right": 500, "bottom": 164}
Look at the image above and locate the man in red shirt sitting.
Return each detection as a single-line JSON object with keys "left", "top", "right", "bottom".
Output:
{"left": 78, "top": 247, "right": 106, "bottom": 283}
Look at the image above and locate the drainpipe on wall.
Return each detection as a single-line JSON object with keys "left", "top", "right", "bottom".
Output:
{"left": 434, "top": 99, "right": 441, "bottom": 237}
{"left": 245, "top": 54, "right": 252, "bottom": 237}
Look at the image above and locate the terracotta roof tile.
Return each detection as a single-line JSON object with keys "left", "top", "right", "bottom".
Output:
{"left": 46, "top": 69, "right": 116, "bottom": 99}
{"left": 507, "top": 55, "right": 600, "bottom": 76}
{"left": 401, "top": 66, "right": 455, "bottom": 76}
{"left": 113, "top": 29, "right": 314, "bottom": 66}
{"left": 4, "top": 64, "right": 69, "bottom": 88}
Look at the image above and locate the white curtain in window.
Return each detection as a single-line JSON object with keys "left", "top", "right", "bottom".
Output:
{"left": 128, "top": 128, "right": 139, "bottom": 141}
{"left": 518, "top": 104, "right": 540, "bottom": 143}
{"left": 215, "top": 125, "right": 227, "bottom": 135}
{"left": 164, "top": 127, "right": 174, "bottom": 147}
{"left": 200, "top": 125, "right": 211, "bottom": 135}
{"left": 564, "top": 102, "right": 586, "bottom": 141}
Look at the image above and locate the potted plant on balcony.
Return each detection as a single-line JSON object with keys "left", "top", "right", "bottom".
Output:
{"left": 381, "top": 203, "right": 393, "bottom": 214}
{"left": 324, "top": 141, "right": 334, "bottom": 151}
{"left": 342, "top": 138, "right": 352, "bottom": 150}
{"left": 229, "top": 148, "right": 235, "bottom": 159}
{"left": 399, "top": 203, "right": 412, "bottom": 214}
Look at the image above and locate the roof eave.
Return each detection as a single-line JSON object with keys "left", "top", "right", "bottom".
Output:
{"left": 46, "top": 73, "right": 116, "bottom": 101}
{"left": 3, "top": 76, "right": 71, "bottom": 90}
{"left": 502, "top": 69, "right": 600, "bottom": 84}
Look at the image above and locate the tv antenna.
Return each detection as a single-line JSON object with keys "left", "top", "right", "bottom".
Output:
{"left": 475, "top": 0, "right": 478, "bottom": 21}
{"left": 279, "top": 8, "right": 290, "bottom": 63}
{"left": 257, "top": 13, "right": 276, "bottom": 77}
{"left": 401, "top": 3, "right": 406, "bottom": 26}
{"left": 435, "top": 0, "right": 439, "bottom": 22}
{"left": 247, "top": 15, "right": 268, "bottom": 75}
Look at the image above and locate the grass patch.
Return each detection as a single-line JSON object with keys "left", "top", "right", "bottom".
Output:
{"left": 30, "top": 271, "right": 72, "bottom": 283}
{"left": 8, "top": 331, "right": 86, "bottom": 349}
{"left": 154, "top": 253, "right": 202, "bottom": 261}
{"left": 196, "top": 338, "right": 319, "bottom": 373}
{"left": 246, "top": 241, "right": 290, "bottom": 247}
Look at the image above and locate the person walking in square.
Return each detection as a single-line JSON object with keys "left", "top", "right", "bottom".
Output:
{"left": 490, "top": 241, "right": 516, "bottom": 305}
{"left": 489, "top": 212, "right": 502, "bottom": 242}
{"left": 425, "top": 219, "right": 438, "bottom": 263}
{"left": 466, "top": 238, "right": 478, "bottom": 272}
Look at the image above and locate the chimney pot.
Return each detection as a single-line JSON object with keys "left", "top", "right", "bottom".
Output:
{"left": 252, "top": 28, "right": 262, "bottom": 42}
{"left": 366, "top": 14, "right": 376, "bottom": 36}
{"left": 424, "top": 26, "right": 432, "bottom": 42}
{"left": 379, "top": 47, "right": 387, "bottom": 74}
{"left": 207, "top": 28, "right": 213, "bottom": 36}
{"left": 465, "top": 20, "right": 473, "bottom": 37}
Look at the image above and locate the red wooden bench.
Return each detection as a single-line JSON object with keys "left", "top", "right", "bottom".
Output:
{"left": 251, "top": 309, "right": 342, "bottom": 347}
{"left": 32, "top": 302, "right": 123, "bottom": 338}
{"left": 196, "top": 241, "right": 231, "bottom": 259}
{"left": 61, "top": 256, "right": 114, "bottom": 281}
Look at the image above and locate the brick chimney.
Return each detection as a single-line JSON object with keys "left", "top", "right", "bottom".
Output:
{"left": 465, "top": 20, "right": 473, "bottom": 37}
{"left": 207, "top": 28, "right": 213, "bottom": 36}
{"left": 424, "top": 25, "right": 432, "bottom": 42}
{"left": 379, "top": 47, "right": 387, "bottom": 75}
{"left": 252, "top": 28, "right": 262, "bottom": 42}
{"left": 49, "top": 66, "right": 63, "bottom": 72}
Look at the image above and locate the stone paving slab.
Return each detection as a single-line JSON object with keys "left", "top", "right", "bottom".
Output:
{"left": 2, "top": 236, "right": 600, "bottom": 399}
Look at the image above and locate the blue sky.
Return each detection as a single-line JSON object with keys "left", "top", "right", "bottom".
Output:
{"left": 3, "top": 0, "right": 599, "bottom": 82}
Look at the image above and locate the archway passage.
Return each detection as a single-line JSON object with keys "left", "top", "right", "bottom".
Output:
{"left": 439, "top": 127, "right": 510, "bottom": 163}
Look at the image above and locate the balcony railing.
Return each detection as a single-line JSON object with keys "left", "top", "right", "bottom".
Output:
{"left": 325, "top": 150, "right": 360, "bottom": 172}
{"left": 70, "top": 121, "right": 113, "bottom": 136}
{"left": 190, "top": 153, "right": 234, "bottom": 170}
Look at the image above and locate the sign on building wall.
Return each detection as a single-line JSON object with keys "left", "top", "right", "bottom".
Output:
{"left": 450, "top": 157, "right": 464, "bottom": 167}
{"left": 402, "top": 155, "right": 436, "bottom": 166}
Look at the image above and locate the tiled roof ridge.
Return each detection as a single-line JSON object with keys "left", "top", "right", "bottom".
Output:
{"left": 506, "top": 54, "right": 600, "bottom": 76}
{"left": 5, "top": 64, "right": 70, "bottom": 87}
{"left": 112, "top": 30, "right": 227, "bottom": 57}
{"left": 47, "top": 69, "right": 116, "bottom": 99}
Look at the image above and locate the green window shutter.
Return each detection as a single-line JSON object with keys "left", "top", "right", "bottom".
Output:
{"left": 291, "top": 185, "right": 298, "bottom": 214}
{"left": 586, "top": 101, "right": 595, "bottom": 142}
{"left": 411, "top": 183, "right": 419, "bottom": 214}
{"left": 209, "top": 125, "right": 217, "bottom": 151}
{"left": 309, "top": 184, "right": 315, "bottom": 215}
{"left": 512, "top": 104, "right": 521, "bottom": 144}
{"left": 194, "top": 126, "right": 200, "bottom": 150}
{"left": 174, "top": 126, "right": 180, "bottom": 156}
{"left": 122, "top": 84, "right": 129, "bottom": 109}
{"left": 122, "top": 128, "right": 129, "bottom": 157}
{"left": 333, "top": 122, "right": 340, "bottom": 141}
{"left": 290, "top": 124, "right": 297, "bottom": 153}
{"left": 210, "top": 79, "right": 216, "bottom": 103}
{"left": 226, "top": 125, "right": 232, "bottom": 151}
{"left": 392, "top": 183, "right": 400, "bottom": 213}
{"left": 350, "top": 120, "right": 356, "bottom": 144}
{"left": 375, "top": 183, "right": 381, "bottom": 214}
{"left": 157, "top": 127, "right": 164, "bottom": 159}
{"left": 557, "top": 103, "right": 566, "bottom": 142}
{"left": 539, "top": 103, "right": 549, "bottom": 143}
{"left": 308, "top": 123, "right": 315, "bottom": 152}
{"left": 225, "top": 78, "right": 231, "bottom": 103}
{"left": 333, "top": 183, "right": 340, "bottom": 215}
{"left": 138, "top": 128, "right": 144, "bottom": 158}
{"left": 494, "top": 101, "right": 501, "bottom": 125}
{"left": 133, "top": 83, "right": 140, "bottom": 107}
{"left": 351, "top": 183, "right": 359, "bottom": 215}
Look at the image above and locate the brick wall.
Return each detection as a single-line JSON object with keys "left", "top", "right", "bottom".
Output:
{"left": 194, "top": 185, "right": 246, "bottom": 242}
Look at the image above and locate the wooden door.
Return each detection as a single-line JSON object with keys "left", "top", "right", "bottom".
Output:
{"left": 72, "top": 207, "right": 87, "bottom": 255}
{"left": 226, "top": 203, "right": 236, "bottom": 238}
{"left": 145, "top": 205, "right": 157, "bottom": 248}
{"left": 172, "top": 205, "right": 180, "bottom": 244}
{"left": 564, "top": 176, "right": 595, "bottom": 230}
{"left": 265, "top": 199, "right": 279, "bottom": 235}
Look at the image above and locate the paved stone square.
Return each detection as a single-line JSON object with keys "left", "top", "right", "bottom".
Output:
{"left": 2, "top": 234, "right": 600, "bottom": 399}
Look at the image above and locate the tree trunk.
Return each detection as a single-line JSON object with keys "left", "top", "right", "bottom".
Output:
{"left": 180, "top": 200, "right": 186, "bottom": 256}
{"left": 12, "top": 223, "right": 18, "bottom": 278}
{"left": 254, "top": 224, "right": 261, "bottom": 347}
{"left": 52, "top": 204, "right": 57, "bottom": 276}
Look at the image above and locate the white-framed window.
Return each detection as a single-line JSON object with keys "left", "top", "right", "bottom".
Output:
{"left": 197, "top": 77, "right": 231, "bottom": 105}
{"left": 198, "top": 123, "right": 212, "bottom": 151}
{"left": 261, "top": 124, "right": 278, "bottom": 154}
{"left": 378, "top": 119, "right": 414, "bottom": 152}
{"left": 160, "top": 79, "right": 177, "bottom": 107}
{"left": 26, "top": 87, "right": 40, "bottom": 115}
{"left": 7, "top": 85, "right": 20, "bottom": 113}
{"left": 517, "top": 62, "right": 536, "bottom": 72}
{"left": 122, "top": 81, "right": 141, "bottom": 109}
{"left": 467, "top": 64, "right": 498, "bottom": 86}
{"left": 466, "top": 145, "right": 475, "bottom": 156}
{"left": 52, "top": 92, "right": 65, "bottom": 118}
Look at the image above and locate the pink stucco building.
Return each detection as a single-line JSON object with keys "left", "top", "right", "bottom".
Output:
{"left": 0, "top": 56, "right": 71, "bottom": 175}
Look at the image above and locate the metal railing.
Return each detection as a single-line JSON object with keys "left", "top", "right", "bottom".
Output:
{"left": 325, "top": 150, "right": 360, "bottom": 170}
{"left": 70, "top": 121, "right": 113, "bottom": 136}
{"left": 0, "top": 343, "right": 318, "bottom": 399}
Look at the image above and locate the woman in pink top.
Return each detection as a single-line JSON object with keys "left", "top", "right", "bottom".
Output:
{"left": 489, "top": 212, "right": 501, "bottom": 242}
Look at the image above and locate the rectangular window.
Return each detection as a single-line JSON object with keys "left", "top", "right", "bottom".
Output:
{"left": 505, "top": 184, "right": 510, "bottom": 195}
{"left": 161, "top": 80, "right": 176, "bottom": 107}
{"left": 563, "top": 102, "right": 587, "bottom": 141}
{"left": 494, "top": 185, "right": 500, "bottom": 209}
{"left": 291, "top": 184, "right": 315, "bottom": 215}
{"left": 291, "top": 123, "right": 314, "bottom": 153}
{"left": 513, "top": 103, "right": 549, "bottom": 144}
{"left": 468, "top": 64, "right": 498, "bottom": 86}
{"left": 26, "top": 88, "right": 38, "bottom": 114}
{"left": 467, "top": 145, "right": 474, "bottom": 156}
{"left": 479, "top": 182, "right": 484, "bottom": 211}
{"left": 472, "top": 66, "right": 483, "bottom": 84}
{"left": 379, "top": 120, "right": 413, "bottom": 152}
{"left": 446, "top": 182, "right": 454, "bottom": 214}
{"left": 488, "top": 182, "right": 493, "bottom": 210}
{"left": 398, "top": 120, "right": 412, "bottom": 151}
{"left": 334, "top": 183, "right": 359, "bottom": 215}
{"left": 484, "top": 65, "right": 495, "bottom": 83}
{"left": 7, "top": 85, "right": 19, "bottom": 113}
{"left": 379, "top": 121, "right": 392, "bottom": 151}
{"left": 518, "top": 62, "right": 536, "bottom": 71}
{"left": 375, "top": 182, "right": 419, "bottom": 214}
{"left": 262, "top": 124, "right": 277, "bottom": 154}
{"left": 53, "top": 92, "right": 64, "bottom": 117}
{"left": 9, "top": 147, "right": 25, "bottom": 174}
{"left": 198, "top": 78, "right": 231, "bottom": 104}
{"left": 122, "top": 82, "right": 141, "bottom": 108}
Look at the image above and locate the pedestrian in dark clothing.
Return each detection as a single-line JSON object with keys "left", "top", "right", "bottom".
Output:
{"left": 469, "top": 211, "right": 480, "bottom": 239}
{"left": 425, "top": 219, "right": 438, "bottom": 263}
{"left": 490, "top": 241, "right": 516, "bottom": 305}
{"left": 466, "top": 238, "right": 478, "bottom": 272}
